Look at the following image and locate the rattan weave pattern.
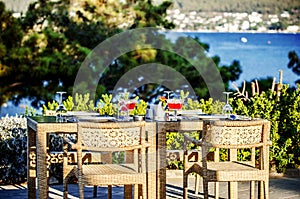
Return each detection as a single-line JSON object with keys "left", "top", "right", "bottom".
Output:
{"left": 63, "top": 121, "right": 149, "bottom": 199}
{"left": 81, "top": 126, "right": 140, "bottom": 148}
{"left": 183, "top": 119, "right": 271, "bottom": 199}
{"left": 207, "top": 125, "right": 262, "bottom": 145}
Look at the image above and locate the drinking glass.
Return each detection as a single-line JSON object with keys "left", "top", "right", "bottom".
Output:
{"left": 117, "top": 99, "right": 126, "bottom": 120}
{"left": 164, "top": 91, "right": 172, "bottom": 99}
{"left": 222, "top": 92, "right": 233, "bottom": 117}
{"left": 117, "top": 92, "right": 136, "bottom": 121}
{"left": 125, "top": 100, "right": 136, "bottom": 112}
{"left": 167, "top": 98, "right": 184, "bottom": 120}
{"left": 56, "top": 91, "right": 67, "bottom": 122}
{"left": 119, "top": 100, "right": 136, "bottom": 121}
{"left": 164, "top": 91, "right": 172, "bottom": 117}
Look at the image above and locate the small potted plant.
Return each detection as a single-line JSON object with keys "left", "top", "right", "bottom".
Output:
{"left": 133, "top": 99, "right": 148, "bottom": 121}
{"left": 97, "top": 94, "right": 116, "bottom": 116}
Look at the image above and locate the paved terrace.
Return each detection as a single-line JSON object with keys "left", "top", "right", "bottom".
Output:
{"left": 0, "top": 171, "right": 300, "bottom": 199}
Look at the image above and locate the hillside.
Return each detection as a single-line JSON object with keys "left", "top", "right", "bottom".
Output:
{"left": 170, "top": 0, "right": 300, "bottom": 14}
{"left": 3, "top": 0, "right": 300, "bottom": 32}
{"left": 4, "top": 0, "right": 300, "bottom": 16}
{"left": 164, "top": 0, "right": 300, "bottom": 32}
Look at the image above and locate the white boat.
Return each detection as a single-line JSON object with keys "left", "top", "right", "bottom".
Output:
{"left": 241, "top": 37, "right": 248, "bottom": 43}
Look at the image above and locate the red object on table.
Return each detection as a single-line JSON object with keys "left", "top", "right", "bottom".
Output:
{"left": 126, "top": 102, "right": 136, "bottom": 110}
{"left": 168, "top": 102, "right": 183, "bottom": 110}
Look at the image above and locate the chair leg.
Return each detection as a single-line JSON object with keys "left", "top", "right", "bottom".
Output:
{"left": 79, "top": 183, "right": 84, "bottom": 199}
{"left": 214, "top": 182, "right": 219, "bottom": 199}
{"left": 142, "top": 181, "right": 147, "bottom": 199}
{"left": 250, "top": 181, "right": 255, "bottom": 199}
{"left": 93, "top": 186, "right": 97, "bottom": 198}
{"left": 134, "top": 184, "right": 139, "bottom": 199}
{"left": 63, "top": 177, "right": 68, "bottom": 199}
{"left": 258, "top": 181, "right": 264, "bottom": 199}
{"left": 195, "top": 174, "right": 200, "bottom": 195}
{"left": 183, "top": 172, "right": 189, "bottom": 199}
{"left": 203, "top": 179, "right": 209, "bottom": 199}
{"left": 108, "top": 185, "right": 112, "bottom": 199}
{"left": 264, "top": 180, "right": 269, "bottom": 199}
{"left": 124, "top": 185, "right": 132, "bottom": 199}
{"left": 228, "top": 181, "right": 238, "bottom": 199}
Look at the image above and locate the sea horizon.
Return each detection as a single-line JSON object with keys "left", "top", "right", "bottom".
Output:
{"left": 167, "top": 28, "right": 300, "bottom": 34}
{"left": 183, "top": 31, "right": 300, "bottom": 87}
{"left": 1, "top": 31, "right": 300, "bottom": 117}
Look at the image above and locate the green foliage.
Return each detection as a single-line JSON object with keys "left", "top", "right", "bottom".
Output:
{"left": 198, "top": 98, "right": 214, "bottom": 114}
{"left": 232, "top": 85, "right": 299, "bottom": 173}
{"left": 24, "top": 106, "right": 37, "bottom": 116}
{"left": 192, "top": 86, "right": 299, "bottom": 173}
{"left": 133, "top": 99, "right": 148, "bottom": 115}
{"left": 73, "top": 93, "right": 95, "bottom": 111}
{"left": 198, "top": 98, "right": 225, "bottom": 114}
{"left": 287, "top": 51, "right": 300, "bottom": 84}
{"left": 166, "top": 132, "right": 184, "bottom": 150}
{"left": 2, "top": 85, "right": 300, "bottom": 183}
{"left": 63, "top": 96, "right": 74, "bottom": 111}
{"left": 167, "top": 159, "right": 184, "bottom": 170}
{"left": 0, "top": 116, "right": 27, "bottom": 184}
{"left": 179, "top": 90, "right": 189, "bottom": 100}
{"left": 184, "top": 98, "right": 201, "bottom": 110}
{"left": 43, "top": 100, "right": 59, "bottom": 112}
{"left": 42, "top": 93, "right": 96, "bottom": 112}
{"left": 112, "top": 152, "right": 125, "bottom": 164}
{"left": 167, "top": 87, "right": 300, "bottom": 173}
{"left": 1, "top": 0, "right": 243, "bottom": 108}
{"left": 129, "top": 0, "right": 175, "bottom": 29}
{"left": 97, "top": 94, "right": 116, "bottom": 116}
{"left": 0, "top": 1, "right": 24, "bottom": 106}
{"left": 237, "top": 149, "right": 252, "bottom": 161}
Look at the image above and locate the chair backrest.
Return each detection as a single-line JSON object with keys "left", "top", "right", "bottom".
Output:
{"left": 77, "top": 121, "right": 146, "bottom": 150}
{"left": 202, "top": 119, "right": 270, "bottom": 166}
{"left": 203, "top": 119, "right": 270, "bottom": 148}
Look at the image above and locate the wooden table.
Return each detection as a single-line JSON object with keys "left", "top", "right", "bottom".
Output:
{"left": 27, "top": 116, "right": 78, "bottom": 199}
{"left": 155, "top": 121, "right": 203, "bottom": 199}
{"left": 26, "top": 116, "right": 203, "bottom": 199}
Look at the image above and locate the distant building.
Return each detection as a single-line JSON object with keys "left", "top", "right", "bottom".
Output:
{"left": 2, "top": 0, "right": 36, "bottom": 14}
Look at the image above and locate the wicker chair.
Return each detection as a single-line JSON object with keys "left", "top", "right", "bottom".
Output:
{"left": 183, "top": 119, "right": 271, "bottom": 199}
{"left": 63, "top": 121, "right": 150, "bottom": 199}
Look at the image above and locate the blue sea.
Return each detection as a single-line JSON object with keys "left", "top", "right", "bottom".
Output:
{"left": 1, "top": 32, "right": 300, "bottom": 117}
{"left": 184, "top": 32, "right": 300, "bottom": 87}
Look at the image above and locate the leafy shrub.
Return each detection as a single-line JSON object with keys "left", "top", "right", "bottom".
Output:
{"left": 167, "top": 86, "right": 300, "bottom": 173}
{"left": 0, "top": 116, "right": 27, "bottom": 184}
{"left": 2, "top": 86, "right": 300, "bottom": 183}
{"left": 232, "top": 85, "right": 300, "bottom": 173}
{"left": 0, "top": 115, "right": 77, "bottom": 184}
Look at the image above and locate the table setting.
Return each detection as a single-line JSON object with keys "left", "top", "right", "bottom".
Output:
{"left": 41, "top": 90, "right": 255, "bottom": 125}
{"left": 26, "top": 90, "right": 262, "bottom": 199}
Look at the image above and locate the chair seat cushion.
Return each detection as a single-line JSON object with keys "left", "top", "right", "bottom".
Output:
{"left": 75, "top": 164, "right": 145, "bottom": 185}
{"left": 189, "top": 161, "right": 268, "bottom": 182}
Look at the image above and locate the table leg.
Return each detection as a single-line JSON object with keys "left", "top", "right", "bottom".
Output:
{"left": 157, "top": 123, "right": 166, "bottom": 199}
{"left": 146, "top": 123, "right": 158, "bottom": 199}
{"left": 27, "top": 127, "right": 36, "bottom": 199}
{"left": 124, "top": 185, "right": 132, "bottom": 199}
{"left": 228, "top": 181, "right": 238, "bottom": 199}
{"left": 36, "top": 130, "right": 48, "bottom": 198}
{"left": 228, "top": 149, "right": 238, "bottom": 198}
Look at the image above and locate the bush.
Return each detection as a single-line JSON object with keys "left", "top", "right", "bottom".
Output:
{"left": 232, "top": 85, "right": 300, "bottom": 173}
{"left": 167, "top": 85, "right": 300, "bottom": 173}
{"left": 1, "top": 86, "right": 300, "bottom": 183}
{"left": 0, "top": 116, "right": 72, "bottom": 184}
{"left": 0, "top": 116, "right": 27, "bottom": 184}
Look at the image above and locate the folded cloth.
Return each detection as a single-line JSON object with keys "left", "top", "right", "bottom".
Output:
{"left": 228, "top": 114, "right": 252, "bottom": 121}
